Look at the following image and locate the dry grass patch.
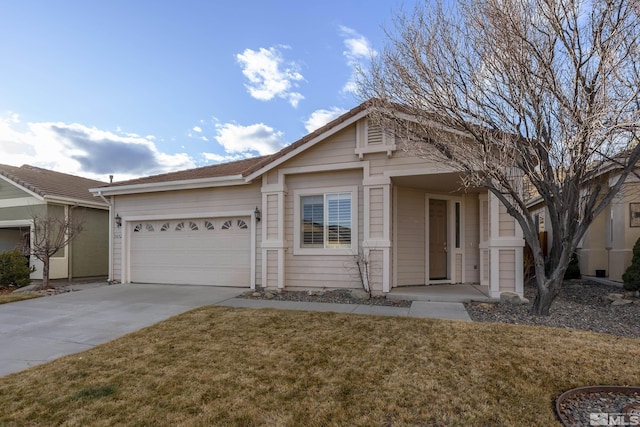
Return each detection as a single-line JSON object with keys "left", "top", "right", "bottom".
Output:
{"left": 0, "top": 307, "right": 638, "bottom": 426}
{"left": 0, "top": 293, "right": 41, "bottom": 305}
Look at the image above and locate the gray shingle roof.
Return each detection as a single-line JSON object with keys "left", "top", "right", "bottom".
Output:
{"left": 0, "top": 164, "right": 107, "bottom": 205}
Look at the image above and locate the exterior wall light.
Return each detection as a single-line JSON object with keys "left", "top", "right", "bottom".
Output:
{"left": 115, "top": 214, "right": 122, "bottom": 228}
{"left": 254, "top": 206, "right": 261, "bottom": 222}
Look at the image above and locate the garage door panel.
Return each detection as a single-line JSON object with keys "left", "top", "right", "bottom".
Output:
{"left": 129, "top": 217, "right": 251, "bottom": 287}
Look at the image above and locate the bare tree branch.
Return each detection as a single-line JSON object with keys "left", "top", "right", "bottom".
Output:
{"left": 360, "top": 0, "right": 640, "bottom": 315}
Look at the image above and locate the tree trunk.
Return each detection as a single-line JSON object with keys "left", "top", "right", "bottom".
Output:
{"left": 41, "top": 255, "right": 50, "bottom": 290}
{"left": 531, "top": 277, "right": 562, "bottom": 316}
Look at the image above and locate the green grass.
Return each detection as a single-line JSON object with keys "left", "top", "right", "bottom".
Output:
{"left": 0, "top": 306, "right": 638, "bottom": 426}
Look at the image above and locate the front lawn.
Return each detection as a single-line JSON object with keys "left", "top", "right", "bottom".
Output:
{"left": 0, "top": 292, "right": 40, "bottom": 305}
{"left": 0, "top": 307, "right": 637, "bottom": 426}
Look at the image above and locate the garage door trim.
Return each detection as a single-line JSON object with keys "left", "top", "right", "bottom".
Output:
{"left": 121, "top": 209, "right": 257, "bottom": 289}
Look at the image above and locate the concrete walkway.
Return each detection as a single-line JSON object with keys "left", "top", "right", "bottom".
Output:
{"left": 0, "top": 283, "right": 470, "bottom": 377}
{"left": 220, "top": 298, "right": 471, "bottom": 321}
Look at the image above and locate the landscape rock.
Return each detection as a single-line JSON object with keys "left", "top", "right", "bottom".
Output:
{"left": 603, "top": 293, "right": 625, "bottom": 302}
{"left": 349, "top": 289, "right": 371, "bottom": 300}
{"left": 306, "top": 290, "right": 325, "bottom": 297}
{"left": 611, "top": 299, "right": 633, "bottom": 306}
{"left": 264, "top": 292, "right": 275, "bottom": 299}
{"left": 500, "top": 292, "right": 527, "bottom": 305}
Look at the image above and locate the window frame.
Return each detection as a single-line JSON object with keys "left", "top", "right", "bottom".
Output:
{"left": 293, "top": 186, "right": 358, "bottom": 255}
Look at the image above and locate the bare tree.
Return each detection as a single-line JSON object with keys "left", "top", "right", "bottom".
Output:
{"left": 30, "top": 208, "right": 84, "bottom": 289}
{"left": 361, "top": 0, "right": 640, "bottom": 315}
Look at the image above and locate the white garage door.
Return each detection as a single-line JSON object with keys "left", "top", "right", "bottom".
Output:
{"left": 130, "top": 217, "right": 251, "bottom": 287}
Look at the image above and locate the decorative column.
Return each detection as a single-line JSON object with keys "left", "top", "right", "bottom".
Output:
{"left": 261, "top": 174, "right": 287, "bottom": 290}
{"left": 487, "top": 191, "right": 524, "bottom": 298}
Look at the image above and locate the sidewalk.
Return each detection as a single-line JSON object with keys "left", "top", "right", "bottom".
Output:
{"left": 218, "top": 298, "right": 472, "bottom": 321}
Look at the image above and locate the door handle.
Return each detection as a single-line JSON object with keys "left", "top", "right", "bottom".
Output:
{"left": 444, "top": 242, "right": 448, "bottom": 253}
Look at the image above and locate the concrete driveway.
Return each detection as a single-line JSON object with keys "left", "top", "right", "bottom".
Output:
{"left": 0, "top": 283, "right": 242, "bottom": 377}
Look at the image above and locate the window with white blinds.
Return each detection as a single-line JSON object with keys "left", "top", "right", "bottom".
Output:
{"left": 300, "top": 192, "right": 352, "bottom": 249}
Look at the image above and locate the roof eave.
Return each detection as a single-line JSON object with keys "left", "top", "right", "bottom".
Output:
{"left": 43, "top": 195, "right": 109, "bottom": 210}
{"left": 90, "top": 174, "right": 248, "bottom": 196}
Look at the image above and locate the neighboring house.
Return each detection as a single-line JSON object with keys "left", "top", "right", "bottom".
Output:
{"left": 91, "top": 102, "right": 525, "bottom": 298}
{"left": 0, "top": 164, "right": 109, "bottom": 281}
{"left": 528, "top": 173, "right": 640, "bottom": 282}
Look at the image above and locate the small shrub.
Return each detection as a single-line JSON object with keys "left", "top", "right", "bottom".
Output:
{"left": 563, "top": 252, "right": 581, "bottom": 280}
{"left": 622, "top": 236, "right": 640, "bottom": 291}
{"left": 0, "top": 249, "right": 32, "bottom": 288}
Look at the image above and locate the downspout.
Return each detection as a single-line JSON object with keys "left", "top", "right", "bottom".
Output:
{"left": 96, "top": 191, "right": 113, "bottom": 282}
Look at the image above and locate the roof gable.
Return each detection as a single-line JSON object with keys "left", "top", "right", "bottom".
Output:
{"left": 0, "top": 164, "right": 108, "bottom": 206}
{"left": 95, "top": 101, "right": 373, "bottom": 195}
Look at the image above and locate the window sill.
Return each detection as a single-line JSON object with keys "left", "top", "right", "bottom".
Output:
{"left": 293, "top": 247, "right": 356, "bottom": 256}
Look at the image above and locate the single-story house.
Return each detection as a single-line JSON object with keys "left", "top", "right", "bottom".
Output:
{"left": 0, "top": 164, "right": 109, "bottom": 281}
{"left": 91, "top": 102, "right": 525, "bottom": 298}
{"left": 529, "top": 172, "right": 640, "bottom": 282}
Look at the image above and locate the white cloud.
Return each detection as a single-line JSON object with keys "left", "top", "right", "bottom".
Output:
{"left": 339, "top": 26, "right": 378, "bottom": 94}
{"left": 214, "top": 122, "right": 286, "bottom": 156}
{"left": 236, "top": 46, "right": 305, "bottom": 107}
{"left": 304, "top": 107, "right": 348, "bottom": 133}
{"left": 0, "top": 113, "right": 195, "bottom": 181}
{"left": 192, "top": 126, "right": 202, "bottom": 132}
{"left": 202, "top": 152, "right": 246, "bottom": 163}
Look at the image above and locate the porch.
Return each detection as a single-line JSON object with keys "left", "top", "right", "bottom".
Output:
{"left": 387, "top": 283, "right": 491, "bottom": 303}
{"left": 387, "top": 171, "right": 524, "bottom": 299}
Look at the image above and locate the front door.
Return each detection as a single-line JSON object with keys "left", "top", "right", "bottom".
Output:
{"left": 429, "top": 199, "right": 448, "bottom": 279}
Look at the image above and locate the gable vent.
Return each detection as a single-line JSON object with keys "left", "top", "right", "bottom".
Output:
{"left": 368, "top": 122, "right": 384, "bottom": 145}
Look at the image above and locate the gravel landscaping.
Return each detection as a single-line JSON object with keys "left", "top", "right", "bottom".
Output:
{"left": 243, "top": 280, "right": 639, "bottom": 339}
{"left": 239, "top": 287, "right": 413, "bottom": 307}
{"left": 465, "top": 279, "right": 640, "bottom": 339}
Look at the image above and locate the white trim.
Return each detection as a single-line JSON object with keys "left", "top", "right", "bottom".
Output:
{"left": 383, "top": 167, "right": 457, "bottom": 179}
{"left": 0, "top": 219, "right": 32, "bottom": 227}
{"left": 277, "top": 161, "right": 368, "bottom": 182}
{"left": 392, "top": 185, "right": 398, "bottom": 289}
{"left": 261, "top": 240, "right": 286, "bottom": 249}
{"left": 244, "top": 109, "right": 370, "bottom": 182}
{"left": 0, "top": 197, "right": 43, "bottom": 208}
{"left": 277, "top": 248, "right": 285, "bottom": 289}
{"left": 90, "top": 175, "right": 248, "bottom": 196}
{"left": 382, "top": 247, "right": 391, "bottom": 292}
{"left": 261, "top": 249, "right": 267, "bottom": 289}
{"left": 424, "top": 197, "right": 430, "bottom": 284}
{"left": 261, "top": 183, "right": 286, "bottom": 192}
{"left": 487, "top": 237, "right": 525, "bottom": 247}
{"left": 250, "top": 212, "right": 257, "bottom": 289}
{"left": 362, "top": 176, "right": 391, "bottom": 186}
{"left": 383, "top": 185, "right": 391, "bottom": 241}
{"left": 44, "top": 195, "right": 108, "bottom": 210}
{"left": 424, "top": 193, "right": 464, "bottom": 284}
{"left": 362, "top": 239, "right": 391, "bottom": 248}
{"left": 292, "top": 185, "right": 359, "bottom": 256}
{"left": 121, "top": 209, "right": 256, "bottom": 285}
{"left": 363, "top": 186, "right": 371, "bottom": 241}
{"left": 123, "top": 211, "right": 253, "bottom": 222}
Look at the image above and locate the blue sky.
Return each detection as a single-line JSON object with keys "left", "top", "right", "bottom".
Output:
{"left": 0, "top": 1, "right": 404, "bottom": 182}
